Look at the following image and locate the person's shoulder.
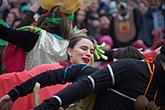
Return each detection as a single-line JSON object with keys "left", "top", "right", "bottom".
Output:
{"left": 116, "top": 58, "right": 142, "bottom": 62}
{"left": 69, "top": 64, "right": 94, "bottom": 70}
{"left": 70, "top": 64, "right": 89, "bottom": 68}
{"left": 113, "top": 58, "right": 144, "bottom": 66}
{"left": 29, "top": 63, "right": 63, "bottom": 73}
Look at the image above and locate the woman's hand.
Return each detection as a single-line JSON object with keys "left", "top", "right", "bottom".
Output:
{"left": 0, "top": 95, "right": 13, "bottom": 110}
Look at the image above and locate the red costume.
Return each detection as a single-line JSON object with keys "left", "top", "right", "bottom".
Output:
{"left": 0, "top": 63, "right": 70, "bottom": 110}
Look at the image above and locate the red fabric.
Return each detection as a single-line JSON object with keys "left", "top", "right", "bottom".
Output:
{"left": 152, "top": 40, "right": 165, "bottom": 50}
{"left": 2, "top": 43, "right": 26, "bottom": 72}
{"left": 131, "top": 41, "right": 148, "bottom": 51}
{"left": 0, "top": 64, "right": 70, "bottom": 110}
{"left": 143, "top": 50, "right": 158, "bottom": 62}
{"left": 152, "top": 29, "right": 165, "bottom": 50}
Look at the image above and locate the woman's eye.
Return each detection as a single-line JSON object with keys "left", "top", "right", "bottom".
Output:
{"left": 90, "top": 50, "right": 94, "bottom": 54}
{"left": 81, "top": 47, "right": 87, "bottom": 50}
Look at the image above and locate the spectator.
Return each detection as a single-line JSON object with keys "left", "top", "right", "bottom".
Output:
{"left": 5, "top": 11, "right": 17, "bottom": 27}
{"left": 73, "top": 9, "right": 88, "bottom": 29}
{"left": 86, "top": 0, "right": 100, "bottom": 38}
{"left": 109, "top": 2, "right": 150, "bottom": 49}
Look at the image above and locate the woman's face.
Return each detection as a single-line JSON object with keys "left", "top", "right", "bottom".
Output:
{"left": 68, "top": 38, "right": 94, "bottom": 65}
{"left": 99, "top": 16, "right": 110, "bottom": 29}
{"left": 6, "top": 12, "right": 16, "bottom": 26}
{"left": 76, "top": 10, "right": 86, "bottom": 22}
{"left": 89, "top": 0, "right": 100, "bottom": 13}
{"left": 139, "top": 2, "right": 149, "bottom": 14}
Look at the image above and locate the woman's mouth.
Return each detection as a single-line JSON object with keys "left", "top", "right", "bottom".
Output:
{"left": 81, "top": 57, "right": 90, "bottom": 64}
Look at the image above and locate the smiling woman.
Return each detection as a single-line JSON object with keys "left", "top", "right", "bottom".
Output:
{"left": 67, "top": 36, "right": 94, "bottom": 65}
{"left": 0, "top": 35, "right": 95, "bottom": 110}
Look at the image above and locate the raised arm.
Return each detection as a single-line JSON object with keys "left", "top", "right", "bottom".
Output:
{"left": 0, "top": 24, "right": 38, "bottom": 52}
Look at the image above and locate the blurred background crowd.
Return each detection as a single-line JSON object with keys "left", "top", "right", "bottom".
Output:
{"left": 0, "top": 1, "right": 165, "bottom": 110}
{"left": 0, "top": 0, "right": 165, "bottom": 49}
{"left": 0, "top": 0, "right": 165, "bottom": 72}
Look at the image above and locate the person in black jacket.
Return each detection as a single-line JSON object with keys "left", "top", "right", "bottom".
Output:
{"left": 1, "top": 44, "right": 165, "bottom": 110}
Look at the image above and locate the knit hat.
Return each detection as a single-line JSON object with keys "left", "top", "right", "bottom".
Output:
{"left": 98, "top": 35, "right": 113, "bottom": 49}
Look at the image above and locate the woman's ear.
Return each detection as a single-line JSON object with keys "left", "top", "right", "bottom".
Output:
{"left": 67, "top": 47, "right": 73, "bottom": 58}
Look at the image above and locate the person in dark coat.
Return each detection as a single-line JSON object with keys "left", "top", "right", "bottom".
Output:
{"left": 1, "top": 44, "right": 165, "bottom": 110}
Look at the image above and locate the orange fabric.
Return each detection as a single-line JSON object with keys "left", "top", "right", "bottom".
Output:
{"left": 143, "top": 50, "right": 158, "bottom": 62}
{"left": 144, "top": 60, "right": 155, "bottom": 96}
{"left": 0, "top": 64, "right": 70, "bottom": 110}
{"left": 144, "top": 60, "right": 158, "bottom": 102}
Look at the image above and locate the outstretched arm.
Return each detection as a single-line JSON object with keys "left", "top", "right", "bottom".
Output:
{"left": 7, "top": 64, "right": 94, "bottom": 102}
{"left": 0, "top": 24, "right": 38, "bottom": 52}
{"left": 34, "top": 66, "right": 114, "bottom": 110}
{"left": 0, "top": 64, "right": 95, "bottom": 110}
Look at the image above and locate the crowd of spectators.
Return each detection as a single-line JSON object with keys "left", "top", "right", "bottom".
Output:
{"left": 1, "top": 0, "right": 165, "bottom": 49}
{"left": 0, "top": 1, "right": 165, "bottom": 110}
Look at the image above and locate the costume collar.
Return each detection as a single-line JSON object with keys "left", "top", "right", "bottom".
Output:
{"left": 59, "top": 60, "right": 72, "bottom": 67}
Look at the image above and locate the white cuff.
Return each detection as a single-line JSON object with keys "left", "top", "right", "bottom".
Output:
{"left": 107, "top": 64, "right": 115, "bottom": 85}
{"left": 53, "top": 95, "right": 62, "bottom": 106}
{"left": 87, "top": 76, "right": 95, "bottom": 90}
